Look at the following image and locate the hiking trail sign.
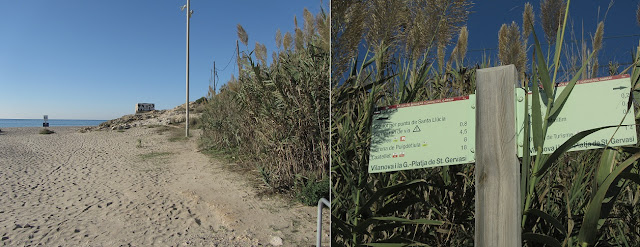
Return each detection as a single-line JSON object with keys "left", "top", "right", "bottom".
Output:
{"left": 368, "top": 74, "right": 637, "bottom": 173}
{"left": 516, "top": 74, "right": 637, "bottom": 156}
{"left": 369, "top": 95, "right": 476, "bottom": 173}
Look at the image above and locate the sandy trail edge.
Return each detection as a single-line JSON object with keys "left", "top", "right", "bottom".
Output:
{"left": 0, "top": 126, "right": 329, "bottom": 246}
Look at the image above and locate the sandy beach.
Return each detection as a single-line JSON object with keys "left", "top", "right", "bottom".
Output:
{"left": 0, "top": 126, "right": 329, "bottom": 246}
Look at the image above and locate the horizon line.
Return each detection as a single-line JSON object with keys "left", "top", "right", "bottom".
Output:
{"left": 0, "top": 118, "right": 109, "bottom": 121}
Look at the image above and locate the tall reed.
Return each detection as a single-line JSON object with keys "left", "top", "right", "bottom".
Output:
{"left": 332, "top": 0, "right": 640, "bottom": 246}
{"left": 200, "top": 7, "right": 329, "bottom": 203}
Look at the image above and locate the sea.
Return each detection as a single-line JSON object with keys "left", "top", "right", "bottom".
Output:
{"left": 0, "top": 119, "right": 107, "bottom": 128}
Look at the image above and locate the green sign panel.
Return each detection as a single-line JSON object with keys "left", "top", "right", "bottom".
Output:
{"left": 369, "top": 95, "right": 476, "bottom": 173}
{"left": 516, "top": 74, "right": 637, "bottom": 157}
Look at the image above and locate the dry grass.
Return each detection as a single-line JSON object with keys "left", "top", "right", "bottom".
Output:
{"left": 200, "top": 7, "right": 329, "bottom": 201}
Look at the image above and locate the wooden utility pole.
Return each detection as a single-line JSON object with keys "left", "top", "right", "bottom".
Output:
{"left": 475, "top": 64, "right": 521, "bottom": 246}
{"left": 236, "top": 40, "right": 241, "bottom": 78}
{"left": 213, "top": 61, "right": 216, "bottom": 95}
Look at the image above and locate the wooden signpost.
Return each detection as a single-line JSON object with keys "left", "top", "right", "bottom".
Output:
{"left": 368, "top": 65, "right": 637, "bottom": 246}
{"left": 475, "top": 65, "right": 520, "bottom": 246}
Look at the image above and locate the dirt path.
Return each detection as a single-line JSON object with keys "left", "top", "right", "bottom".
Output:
{"left": 0, "top": 126, "right": 329, "bottom": 246}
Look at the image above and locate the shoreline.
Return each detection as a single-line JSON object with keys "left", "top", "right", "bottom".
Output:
{"left": 0, "top": 126, "right": 93, "bottom": 135}
{"left": 0, "top": 123, "right": 105, "bottom": 128}
{"left": 1, "top": 126, "right": 91, "bottom": 129}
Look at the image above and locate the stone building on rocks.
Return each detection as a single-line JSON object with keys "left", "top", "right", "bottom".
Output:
{"left": 135, "top": 103, "right": 155, "bottom": 113}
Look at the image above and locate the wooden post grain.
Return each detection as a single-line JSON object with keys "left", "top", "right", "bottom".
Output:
{"left": 475, "top": 65, "right": 521, "bottom": 246}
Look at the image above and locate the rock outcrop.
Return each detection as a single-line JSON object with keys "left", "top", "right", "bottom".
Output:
{"left": 93, "top": 102, "right": 202, "bottom": 131}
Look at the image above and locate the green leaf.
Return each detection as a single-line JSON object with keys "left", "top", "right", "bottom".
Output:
{"left": 370, "top": 222, "right": 407, "bottom": 233}
{"left": 614, "top": 221, "right": 632, "bottom": 247}
{"left": 632, "top": 90, "right": 640, "bottom": 110}
{"left": 361, "top": 52, "right": 375, "bottom": 74}
{"left": 550, "top": 0, "right": 570, "bottom": 85}
{"left": 521, "top": 87, "right": 531, "bottom": 209}
{"left": 363, "top": 243, "right": 409, "bottom": 247}
{"left": 364, "top": 240, "right": 430, "bottom": 247}
{"left": 630, "top": 45, "right": 640, "bottom": 90}
{"left": 522, "top": 232, "right": 562, "bottom": 247}
{"left": 376, "top": 197, "right": 421, "bottom": 216}
{"left": 577, "top": 152, "right": 640, "bottom": 245}
{"left": 402, "top": 61, "right": 432, "bottom": 104}
{"left": 331, "top": 214, "right": 354, "bottom": 241}
{"left": 531, "top": 64, "right": 544, "bottom": 152}
{"left": 352, "top": 218, "right": 377, "bottom": 235}
{"left": 591, "top": 150, "right": 627, "bottom": 232}
{"left": 535, "top": 125, "right": 627, "bottom": 177}
{"left": 360, "top": 179, "right": 427, "bottom": 212}
{"left": 620, "top": 146, "right": 640, "bottom": 153}
{"left": 548, "top": 51, "right": 595, "bottom": 119}
{"left": 530, "top": 24, "right": 553, "bottom": 97}
{"left": 595, "top": 148, "right": 617, "bottom": 192}
{"left": 599, "top": 171, "right": 631, "bottom": 231}
{"left": 525, "top": 209, "right": 567, "bottom": 236}
{"left": 372, "top": 216, "right": 444, "bottom": 226}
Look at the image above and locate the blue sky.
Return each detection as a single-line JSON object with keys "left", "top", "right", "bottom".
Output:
{"left": 0, "top": 0, "right": 324, "bottom": 120}
{"left": 465, "top": 0, "right": 640, "bottom": 72}
{"left": 2, "top": 1, "right": 639, "bottom": 120}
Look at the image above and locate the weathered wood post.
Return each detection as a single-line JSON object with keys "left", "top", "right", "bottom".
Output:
{"left": 475, "top": 64, "right": 521, "bottom": 246}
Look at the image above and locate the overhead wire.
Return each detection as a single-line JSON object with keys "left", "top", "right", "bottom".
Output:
{"left": 467, "top": 33, "right": 640, "bottom": 53}
{"left": 210, "top": 47, "right": 239, "bottom": 89}
{"left": 218, "top": 48, "right": 237, "bottom": 72}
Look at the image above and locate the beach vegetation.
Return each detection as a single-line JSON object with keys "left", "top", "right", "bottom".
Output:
{"left": 154, "top": 125, "right": 173, "bottom": 134}
{"left": 188, "top": 116, "right": 201, "bottom": 129}
{"left": 193, "top": 104, "right": 207, "bottom": 114}
{"left": 331, "top": 0, "right": 640, "bottom": 246}
{"left": 296, "top": 177, "right": 330, "bottom": 206}
{"left": 195, "top": 96, "right": 207, "bottom": 104}
{"left": 169, "top": 135, "right": 189, "bottom": 142}
{"left": 168, "top": 127, "right": 190, "bottom": 142}
{"left": 199, "top": 5, "right": 329, "bottom": 203}
{"left": 136, "top": 139, "right": 143, "bottom": 148}
{"left": 201, "top": 147, "right": 242, "bottom": 164}
{"left": 39, "top": 128, "right": 55, "bottom": 134}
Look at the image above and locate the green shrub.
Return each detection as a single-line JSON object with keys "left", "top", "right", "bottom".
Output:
{"left": 195, "top": 96, "right": 207, "bottom": 104}
{"left": 296, "top": 178, "right": 329, "bottom": 206}
{"left": 189, "top": 116, "right": 200, "bottom": 129}
{"left": 39, "top": 128, "right": 55, "bottom": 134}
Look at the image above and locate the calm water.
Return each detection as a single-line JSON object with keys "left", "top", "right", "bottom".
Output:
{"left": 0, "top": 119, "right": 106, "bottom": 128}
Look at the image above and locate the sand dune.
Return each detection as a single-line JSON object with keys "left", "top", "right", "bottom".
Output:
{"left": 0, "top": 126, "right": 329, "bottom": 246}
